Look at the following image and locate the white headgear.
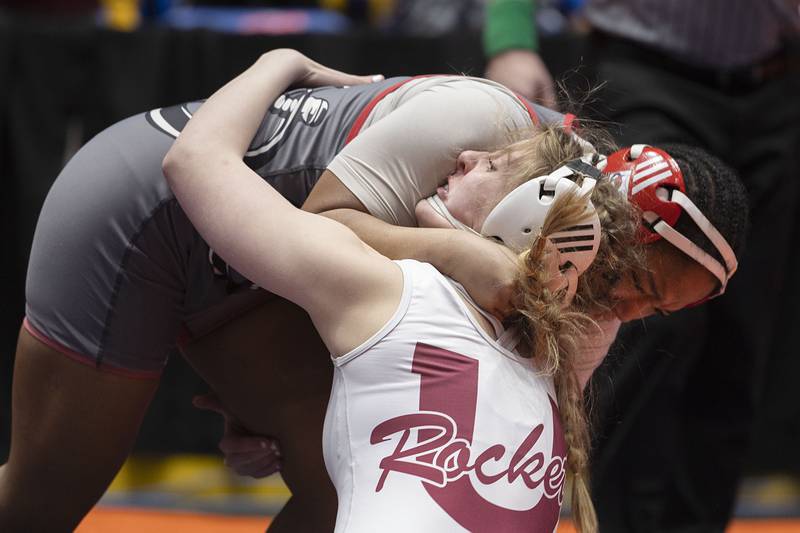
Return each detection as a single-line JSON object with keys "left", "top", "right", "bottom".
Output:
{"left": 425, "top": 155, "right": 603, "bottom": 301}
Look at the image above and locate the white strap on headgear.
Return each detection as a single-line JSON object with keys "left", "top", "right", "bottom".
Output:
{"left": 643, "top": 188, "right": 738, "bottom": 293}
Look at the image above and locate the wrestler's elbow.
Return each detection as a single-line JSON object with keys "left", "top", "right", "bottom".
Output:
{"left": 162, "top": 141, "right": 202, "bottom": 187}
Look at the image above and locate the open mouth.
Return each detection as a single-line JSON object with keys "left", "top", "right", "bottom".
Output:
{"left": 436, "top": 180, "right": 450, "bottom": 199}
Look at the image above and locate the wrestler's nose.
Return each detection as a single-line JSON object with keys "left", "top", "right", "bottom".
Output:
{"left": 613, "top": 298, "right": 655, "bottom": 322}
{"left": 457, "top": 150, "right": 482, "bottom": 173}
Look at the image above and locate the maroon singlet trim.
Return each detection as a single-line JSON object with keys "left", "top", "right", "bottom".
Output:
{"left": 23, "top": 317, "right": 162, "bottom": 380}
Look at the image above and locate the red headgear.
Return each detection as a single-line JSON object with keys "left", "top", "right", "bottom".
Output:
{"left": 600, "top": 144, "right": 738, "bottom": 300}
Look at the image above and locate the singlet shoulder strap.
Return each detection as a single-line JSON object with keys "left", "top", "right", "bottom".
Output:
{"left": 447, "top": 280, "right": 506, "bottom": 339}
{"left": 333, "top": 260, "right": 414, "bottom": 366}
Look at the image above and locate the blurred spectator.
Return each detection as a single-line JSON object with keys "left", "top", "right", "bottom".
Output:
{"left": 484, "top": 1, "right": 800, "bottom": 532}
{"left": 385, "top": 0, "right": 483, "bottom": 35}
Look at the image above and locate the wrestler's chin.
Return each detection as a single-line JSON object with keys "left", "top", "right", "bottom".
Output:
{"left": 414, "top": 197, "right": 453, "bottom": 229}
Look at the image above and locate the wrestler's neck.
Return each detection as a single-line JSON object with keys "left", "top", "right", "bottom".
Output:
{"left": 460, "top": 296, "right": 499, "bottom": 341}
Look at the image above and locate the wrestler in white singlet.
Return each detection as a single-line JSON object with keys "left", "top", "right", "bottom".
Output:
{"left": 324, "top": 260, "right": 567, "bottom": 533}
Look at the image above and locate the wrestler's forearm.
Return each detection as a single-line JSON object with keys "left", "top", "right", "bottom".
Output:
{"left": 322, "top": 208, "right": 517, "bottom": 319}
{"left": 320, "top": 208, "right": 463, "bottom": 273}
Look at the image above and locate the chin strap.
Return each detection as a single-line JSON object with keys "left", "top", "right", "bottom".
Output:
{"left": 424, "top": 194, "right": 480, "bottom": 235}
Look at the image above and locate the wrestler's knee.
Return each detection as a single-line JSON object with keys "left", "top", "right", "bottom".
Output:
{"left": 0, "top": 466, "right": 51, "bottom": 533}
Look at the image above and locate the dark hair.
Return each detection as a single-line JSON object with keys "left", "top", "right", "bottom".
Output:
{"left": 659, "top": 144, "right": 749, "bottom": 265}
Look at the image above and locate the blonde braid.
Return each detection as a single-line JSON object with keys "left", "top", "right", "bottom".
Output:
{"left": 499, "top": 124, "right": 643, "bottom": 533}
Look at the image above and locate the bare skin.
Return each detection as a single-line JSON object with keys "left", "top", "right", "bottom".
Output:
{"left": 180, "top": 251, "right": 504, "bottom": 533}
{"left": 181, "top": 296, "right": 336, "bottom": 533}
{"left": 0, "top": 328, "right": 158, "bottom": 533}
{"left": 609, "top": 241, "right": 717, "bottom": 322}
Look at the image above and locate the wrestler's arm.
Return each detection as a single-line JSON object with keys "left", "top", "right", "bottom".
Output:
{"left": 305, "top": 179, "right": 516, "bottom": 319}
{"left": 303, "top": 82, "right": 532, "bottom": 318}
{"left": 321, "top": 206, "right": 518, "bottom": 319}
{"left": 308, "top": 164, "right": 615, "bottom": 380}
{"left": 164, "top": 49, "right": 401, "bottom": 356}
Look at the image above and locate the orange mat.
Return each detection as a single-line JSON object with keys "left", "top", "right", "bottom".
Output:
{"left": 78, "top": 507, "right": 800, "bottom": 533}
{"left": 78, "top": 508, "right": 271, "bottom": 533}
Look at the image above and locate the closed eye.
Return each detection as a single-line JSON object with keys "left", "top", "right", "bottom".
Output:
{"left": 487, "top": 158, "right": 496, "bottom": 171}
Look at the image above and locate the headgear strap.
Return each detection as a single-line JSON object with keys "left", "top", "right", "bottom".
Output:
{"left": 424, "top": 153, "right": 603, "bottom": 304}
{"left": 603, "top": 144, "right": 738, "bottom": 296}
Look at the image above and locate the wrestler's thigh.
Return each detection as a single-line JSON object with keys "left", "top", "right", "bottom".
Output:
{"left": 3, "top": 115, "right": 186, "bottom": 531}
{"left": 182, "top": 296, "right": 336, "bottom": 502}
{"left": 0, "top": 327, "right": 158, "bottom": 533}
{"left": 267, "top": 495, "right": 336, "bottom": 533}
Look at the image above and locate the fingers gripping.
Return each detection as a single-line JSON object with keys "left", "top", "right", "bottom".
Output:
{"left": 194, "top": 393, "right": 283, "bottom": 478}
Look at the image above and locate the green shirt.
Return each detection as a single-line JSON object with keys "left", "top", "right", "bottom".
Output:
{"left": 483, "top": 0, "right": 538, "bottom": 57}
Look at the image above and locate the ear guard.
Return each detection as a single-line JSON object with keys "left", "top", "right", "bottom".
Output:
{"left": 480, "top": 157, "right": 603, "bottom": 302}
{"left": 602, "top": 144, "right": 738, "bottom": 297}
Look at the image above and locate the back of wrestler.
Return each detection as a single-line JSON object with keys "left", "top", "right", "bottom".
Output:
{"left": 325, "top": 260, "right": 567, "bottom": 532}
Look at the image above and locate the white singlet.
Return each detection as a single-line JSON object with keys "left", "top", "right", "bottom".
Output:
{"left": 323, "top": 260, "right": 567, "bottom": 533}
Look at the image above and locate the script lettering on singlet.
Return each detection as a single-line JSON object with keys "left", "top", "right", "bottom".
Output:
{"left": 369, "top": 343, "right": 567, "bottom": 532}
{"left": 372, "top": 412, "right": 565, "bottom": 498}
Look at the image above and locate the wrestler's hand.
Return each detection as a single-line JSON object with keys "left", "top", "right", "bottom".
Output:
{"left": 485, "top": 49, "right": 557, "bottom": 108}
{"left": 193, "top": 393, "right": 283, "bottom": 478}
{"left": 264, "top": 48, "right": 384, "bottom": 90}
{"left": 445, "top": 232, "right": 518, "bottom": 320}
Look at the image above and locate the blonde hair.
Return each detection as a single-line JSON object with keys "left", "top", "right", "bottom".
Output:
{"left": 498, "top": 125, "right": 644, "bottom": 533}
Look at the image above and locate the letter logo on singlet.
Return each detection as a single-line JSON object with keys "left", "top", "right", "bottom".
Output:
{"left": 146, "top": 103, "right": 194, "bottom": 139}
{"left": 144, "top": 89, "right": 329, "bottom": 169}
{"left": 370, "top": 343, "right": 567, "bottom": 532}
{"left": 242, "top": 89, "right": 329, "bottom": 169}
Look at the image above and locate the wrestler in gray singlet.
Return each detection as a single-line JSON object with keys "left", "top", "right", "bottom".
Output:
{"left": 24, "top": 76, "right": 560, "bottom": 377}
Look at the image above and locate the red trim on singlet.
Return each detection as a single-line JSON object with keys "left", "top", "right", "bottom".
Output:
{"left": 511, "top": 91, "right": 540, "bottom": 126}
{"left": 344, "top": 76, "right": 540, "bottom": 145}
{"left": 562, "top": 113, "right": 577, "bottom": 133}
{"left": 23, "top": 317, "right": 162, "bottom": 381}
